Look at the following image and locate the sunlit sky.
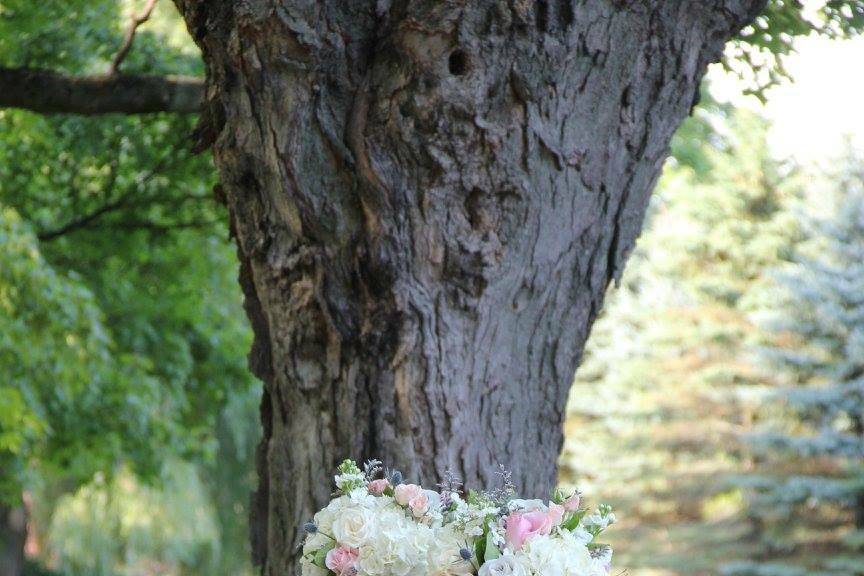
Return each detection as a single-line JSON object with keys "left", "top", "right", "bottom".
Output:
{"left": 709, "top": 34, "right": 864, "bottom": 166}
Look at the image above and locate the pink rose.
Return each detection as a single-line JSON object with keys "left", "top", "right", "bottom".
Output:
{"left": 367, "top": 479, "right": 390, "bottom": 495}
{"left": 563, "top": 492, "right": 581, "bottom": 512}
{"left": 408, "top": 492, "right": 429, "bottom": 517}
{"left": 505, "top": 511, "right": 548, "bottom": 551}
{"left": 394, "top": 483, "right": 423, "bottom": 506}
{"left": 546, "top": 503, "right": 565, "bottom": 529}
{"left": 504, "top": 504, "right": 567, "bottom": 551}
{"left": 325, "top": 546, "right": 358, "bottom": 576}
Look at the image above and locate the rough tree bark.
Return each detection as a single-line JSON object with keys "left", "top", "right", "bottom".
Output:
{"left": 173, "top": 1, "right": 764, "bottom": 573}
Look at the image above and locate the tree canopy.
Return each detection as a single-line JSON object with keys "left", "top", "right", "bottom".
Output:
{"left": 0, "top": 2, "right": 258, "bottom": 574}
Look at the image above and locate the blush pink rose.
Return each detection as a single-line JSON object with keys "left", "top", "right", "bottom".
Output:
{"left": 546, "top": 503, "right": 565, "bottom": 529}
{"left": 394, "top": 483, "right": 423, "bottom": 506}
{"left": 325, "top": 546, "right": 358, "bottom": 576}
{"left": 505, "top": 511, "right": 548, "bottom": 551}
{"left": 505, "top": 504, "right": 568, "bottom": 551}
{"left": 408, "top": 492, "right": 429, "bottom": 517}
{"left": 367, "top": 479, "right": 390, "bottom": 495}
{"left": 563, "top": 492, "right": 581, "bottom": 512}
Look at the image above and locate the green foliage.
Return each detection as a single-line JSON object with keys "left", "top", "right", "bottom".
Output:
{"left": 0, "top": 103, "right": 257, "bottom": 497}
{"left": 0, "top": 206, "right": 163, "bottom": 501}
{"left": 668, "top": 87, "right": 734, "bottom": 178}
{"left": 0, "top": 0, "right": 118, "bottom": 71}
{"left": 46, "top": 462, "right": 220, "bottom": 576}
{"left": 732, "top": 0, "right": 864, "bottom": 97}
{"left": 0, "top": 2, "right": 258, "bottom": 575}
{"left": 0, "top": 0, "right": 201, "bottom": 75}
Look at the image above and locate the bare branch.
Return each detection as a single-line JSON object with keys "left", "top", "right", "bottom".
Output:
{"left": 36, "top": 141, "right": 202, "bottom": 241}
{"left": 0, "top": 67, "right": 203, "bottom": 114}
{"left": 110, "top": 0, "right": 160, "bottom": 75}
{"left": 37, "top": 194, "right": 134, "bottom": 241}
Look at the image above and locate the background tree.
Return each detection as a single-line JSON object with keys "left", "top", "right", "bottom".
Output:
{"left": 727, "top": 154, "right": 864, "bottom": 576}
{"left": 561, "top": 109, "right": 804, "bottom": 573}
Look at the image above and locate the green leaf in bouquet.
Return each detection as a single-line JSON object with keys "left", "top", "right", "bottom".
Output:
{"left": 313, "top": 542, "right": 335, "bottom": 569}
{"left": 474, "top": 530, "right": 487, "bottom": 564}
{"left": 484, "top": 530, "right": 501, "bottom": 561}
{"left": 562, "top": 509, "right": 587, "bottom": 531}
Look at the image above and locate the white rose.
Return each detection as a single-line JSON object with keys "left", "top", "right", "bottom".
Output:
{"left": 478, "top": 556, "right": 528, "bottom": 576}
{"left": 332, "top": 506, "right": 376, "bottom": 548}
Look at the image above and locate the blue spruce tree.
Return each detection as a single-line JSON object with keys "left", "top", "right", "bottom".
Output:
{"left": 732, "top": 155, "right": 864, "bottom": 575}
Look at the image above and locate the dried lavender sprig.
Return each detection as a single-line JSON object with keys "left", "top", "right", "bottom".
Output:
{"left": 436, "top": 469, "right": 463, "bottom": 507}
{"left": 482, "top": 464, "right": 517, "bottom": 505}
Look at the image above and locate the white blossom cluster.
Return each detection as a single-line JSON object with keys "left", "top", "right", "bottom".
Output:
{"left": 300, "top": 460, "right": 615, "bottom": 576}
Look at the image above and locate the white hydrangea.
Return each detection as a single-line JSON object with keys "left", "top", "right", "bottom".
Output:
{"left": 356, "top": 504, "right": 437, "bottom": 576}
{"left": 588, "top": 546, "right": 613, "bottom": 576}
{"left": 520, "top": 533, "right": 592, "bottom": 576}
{"left": 427, "top": 525, "right": 475, "bottom": 576}
{"left": 561, "top": 525, "right": 593, "bottom": 546}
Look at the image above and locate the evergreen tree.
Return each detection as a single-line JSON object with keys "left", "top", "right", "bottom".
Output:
{"left": 730, "top": 154, "right": 864, "bottom": 575}
{"left": 561, "top": 110, "right": 804, "bottom": 573}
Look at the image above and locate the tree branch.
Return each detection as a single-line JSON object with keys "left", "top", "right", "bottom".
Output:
{"left": 0, "top": 67, "right": 203, "bottom": 114}
{"left": 37, "top": 193, "right": 133, "bottom": 241}
{"left": 36, "top": 140, "right": 201, "bottom": 241}
{"left": 110, "top": 0, "right": 160, "bottom": 74}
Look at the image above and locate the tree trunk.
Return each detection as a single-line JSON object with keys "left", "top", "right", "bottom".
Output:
{"left": 174, "top": 1, "right": 764, "bottom": 572}
{"left": 0, "top": 502, "right": 25, "bottom": 576}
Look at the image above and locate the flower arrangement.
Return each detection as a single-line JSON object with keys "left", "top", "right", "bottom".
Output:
{"left": 301, "top": 460, "right": 615, "bottom": 576}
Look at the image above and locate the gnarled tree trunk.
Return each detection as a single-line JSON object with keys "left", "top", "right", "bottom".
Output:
{"left": 174, "top": 1, "right": 764, "bottom": 573}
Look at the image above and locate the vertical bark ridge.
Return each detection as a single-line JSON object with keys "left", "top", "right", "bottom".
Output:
{"left": 173, "top": 1, "right": 766, "bottom": 573}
